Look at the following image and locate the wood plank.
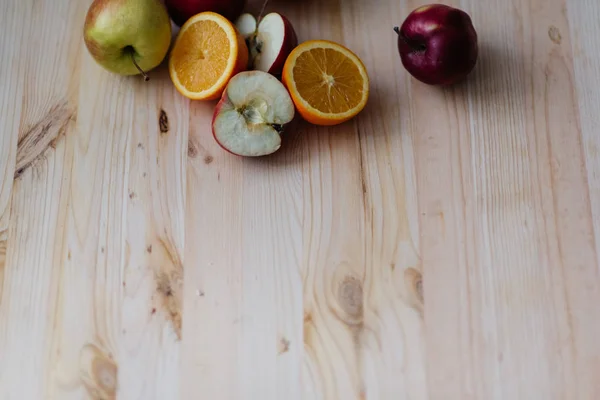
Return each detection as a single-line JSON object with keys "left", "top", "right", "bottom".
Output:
{"left": 568, "top": 0, "right": 600, "bottom": 286}
{"left": 0, "top": 0, "right": 92, "bottom": 395}
{"left": 419, "top": 0, "right": 600, "bottom": 398}
{"left": 565, "top": 0, "right": 600, "bottom": 396}
{"left": 182, "top": 2, "right": 303, "bottom": 397}
{"left": 115, "top": 65, "right": 188, "bottom": 399}
{"left": 334, "top": 0, "right": 426, "bottom": 399}
{"left": 0, "top": 1, "right": 187, "bottom": 398}
{"left": 0, "top": 0, "right": 25, "bottom": 311}
{"left": 0, "top": 2, "right": 75, "bottom": 398}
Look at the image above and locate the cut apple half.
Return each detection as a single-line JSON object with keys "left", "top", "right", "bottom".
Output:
{"left": 212, "top": 71, "right": 295, "bottom": 157}
{"left": 235, "top": 12, "right": 298, "bottom": 75}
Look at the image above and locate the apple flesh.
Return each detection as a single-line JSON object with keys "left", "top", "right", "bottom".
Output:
{"left": 165, "top": 0, "right": 246, "bottom": 26}
{"left": 395, "top": 4, "right": 478, "bottom": 85}
{"left": 235, "top": 12, "right": 298, "bottom": 76}
{"left": 235, "top": 13, "right": 257, "bottom": 41}
{"left": 212, "top": 71, "right": 295, "bottom": 157}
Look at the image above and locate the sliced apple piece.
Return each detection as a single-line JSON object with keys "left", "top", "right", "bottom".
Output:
{"left": 212, "top": 71, "right": 295, "bottom": 157}
{"left": 235, "top": 13, "right": 257, "bottom": 40}
{"left": 235, "top": 12, "right": 298, "bottom": 76}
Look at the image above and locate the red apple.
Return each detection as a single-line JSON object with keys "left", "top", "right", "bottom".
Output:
{"left": 165, "top": 0, "right": 246, "bottom": 26}
{"left": 212, "top": 71, "right": 295, "bottom": 157}
{"left": 235, "top": 12, "right": 298, "bottom": 76}
{"left": 394, "top": 4, "right": 478, "bottom": 85}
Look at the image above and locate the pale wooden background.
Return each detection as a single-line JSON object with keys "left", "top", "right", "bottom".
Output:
{"left": 1, "top": 0, "right": 600, "bottom": 398}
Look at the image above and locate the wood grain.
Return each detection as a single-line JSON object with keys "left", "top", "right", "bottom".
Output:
{"left": 1, "top": 0, "right": 600, "bottom": 398}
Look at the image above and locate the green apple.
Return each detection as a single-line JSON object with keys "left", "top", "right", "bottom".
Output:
{"left": 83, "top": 0, "right": 172, "bottom": 79}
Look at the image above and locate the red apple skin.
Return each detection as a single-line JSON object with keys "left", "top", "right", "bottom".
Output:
{"left": 266, "top": 15, "right": 298, "bottom": 76}
{"left": 165, "top": 0, "right": 246, "bottom": 26}
{"left": 211, "top": 91, "right": 242, "bottom": 156}
{"left": 396, "top": 4, "right": 478, "bottom": 85}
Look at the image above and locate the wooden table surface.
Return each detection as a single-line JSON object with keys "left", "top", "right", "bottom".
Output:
{"left": 2, "top": 0, "right": 600, "bottom": 398}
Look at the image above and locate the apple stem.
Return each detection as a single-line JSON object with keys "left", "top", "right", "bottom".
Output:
{"left": 257, "top": 0, "right": 270, "bottom": 22}
{"left": 129, "top": 50, "right": 150, "bottom": 81}
{"left": 393, "top": 28, "right": 427, "bottom": 52}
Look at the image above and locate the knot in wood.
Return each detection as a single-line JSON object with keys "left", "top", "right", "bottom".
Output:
{"left": 80, "top": 344, "right": 118, "bottom": 399}
{"left": 404, "top": 267, "right": 424, "bottom": 305}
{"left": 159, "top": 109, "right": 169, "bottom": 134}
{"left": 338, "top": 275, "right": 364, "bottom": 322}
{"left": 187, "top": 140, "right": 198, "bottom": 158}
{"left": 93, "top": 357, "right": 118, "bottom": 394}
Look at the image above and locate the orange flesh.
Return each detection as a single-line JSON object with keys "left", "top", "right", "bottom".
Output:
{"left": 170, "top": 20, "right": 231, "bottom": 93}
{"left": 292, "top": 47, "right": 365, "bottom": 114}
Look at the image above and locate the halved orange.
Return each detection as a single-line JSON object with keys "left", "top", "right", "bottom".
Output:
{"left": 282, "top": 40, "right": 369, "bottom": 126}
{"left": 169, "top": 12, "right": 248, "bottom": 101}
